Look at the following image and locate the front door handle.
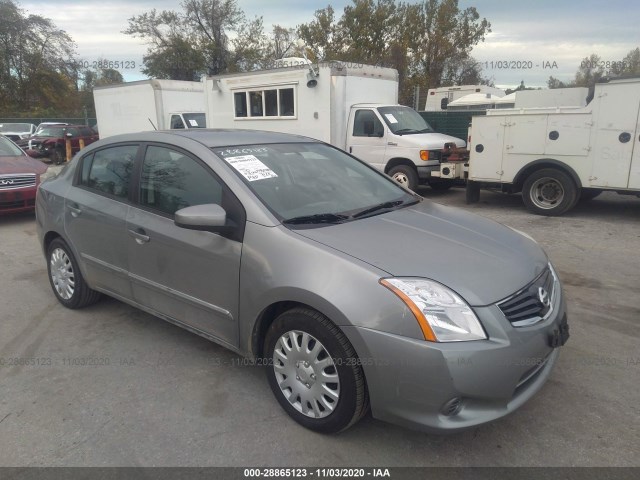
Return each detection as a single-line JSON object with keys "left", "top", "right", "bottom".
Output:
{"left": 68, "top": 203, "right": 82, "bottom": 217}
{"left": 128, "top": 228, "right": 150, "bottom": 245}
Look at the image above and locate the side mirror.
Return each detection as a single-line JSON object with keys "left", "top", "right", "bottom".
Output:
{"left": 174, "top": 204, "right": 233, "bottom": 233}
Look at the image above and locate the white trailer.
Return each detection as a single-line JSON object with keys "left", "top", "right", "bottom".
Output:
{"left": 204, "top": 62, "right": 465, "bottom": 191}
{"left": 93, "top": 80, "right": 207, "bottom": 138}
{"left": 460, "top": 77, "right": 640, "bottom": 215}
{"left": 424, "top": 85, "right": 505, "bottom": 111}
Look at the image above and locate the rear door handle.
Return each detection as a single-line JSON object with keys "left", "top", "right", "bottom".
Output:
{"left": 128, "top": 228, "right": 150, "bottom": 244}
{"left": 349, "top": 146, "right": 353, "bottom": 153}
{"left": 68, "top": 203, "right": 82, "bottom": 217}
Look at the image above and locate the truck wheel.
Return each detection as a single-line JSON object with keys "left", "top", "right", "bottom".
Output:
{"left": 427, "top": 179, "right": 453, "bottom": 191}
{"left": 264, "top": 308, "right": 369, "bottom": 433}
{"left": 51, "top": 148, "right": 65, "bottom": 165}
{"left": 522, "top": 168, "right": 577, "bottom": 216}
{"left": 466, "top": 181, "right": 481, "bottom": 204}
{"left": 388, "top": 165, "right": 418, "bottom": 191}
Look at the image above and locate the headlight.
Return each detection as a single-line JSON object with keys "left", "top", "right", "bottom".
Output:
{"left": 380, "top": 278, "right": 486, "bottom": 342}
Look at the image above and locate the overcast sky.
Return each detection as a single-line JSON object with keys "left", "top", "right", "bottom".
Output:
{"left": 20, "top": 0, "right": 640, "bottom": 89}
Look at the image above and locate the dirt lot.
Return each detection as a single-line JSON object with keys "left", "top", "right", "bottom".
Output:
{"left": 0, "top": 184, "right": 638, "bottom": 467}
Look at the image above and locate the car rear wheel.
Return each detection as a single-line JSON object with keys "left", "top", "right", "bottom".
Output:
{"left": 522, "top": 168, "right": 577, "bottom": 216}
{"left": 388, "top": 164, "right": 418, "bottom": 191}
{"left": 264, "top": 308, "right": 369, "bottom": 433}
{"left": 47, "top": 238, "right": 101, "bottom": 309}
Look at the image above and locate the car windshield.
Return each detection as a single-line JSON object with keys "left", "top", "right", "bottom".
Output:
{"left": 377, "top": 106, "right": 434, "bottom": 135}
{"left": 183, "top": 113, "right": 206, "bottom": 128}
{"left": 0, "top": 136, "right": 25, "bottom": 156}
{"left": 0, "top": 123, "right": 32, "bottom": 133}
{"left": 213, "top": 142, "right": 418, "bottom": 225}
{"left": 35, "top": 127, "right": 65, "bottom": 137}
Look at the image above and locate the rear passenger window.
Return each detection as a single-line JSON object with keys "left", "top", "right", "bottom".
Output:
{"left": 79, "top": 145, "right": 137, "bottom": 199}
{"left": 139, "top": 146, "right": 223, "bottom": 216}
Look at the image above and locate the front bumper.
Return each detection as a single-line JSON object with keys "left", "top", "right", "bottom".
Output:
{"left": 343, "top": 294, "right": 567, "bottom": 433}
{"left": 0, "top": 187, "right": 38, "bottom": 214}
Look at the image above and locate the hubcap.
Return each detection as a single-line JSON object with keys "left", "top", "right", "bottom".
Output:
{"left": 392, "top": 172, "right": 409, "bottom": 186}
{"left": 272, "top": 330, "right": 340, "bottom": 419}
{"left": 50, "top": 248, "right": 75, "bottom": 300}
{"left": 530, "top": 177, "right": 564, "bottom": 210}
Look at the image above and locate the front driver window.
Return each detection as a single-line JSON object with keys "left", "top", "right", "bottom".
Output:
{"left": 139, "top": 146, "right": 223, "bottom": 216}
{"left": 352, "top": 110, "right": 384, "bottom": 137}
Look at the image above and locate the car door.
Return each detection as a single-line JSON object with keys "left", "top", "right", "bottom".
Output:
{"left": 346, "top": 108, "right": 388, "bottom": 171}
{"left": 64, "top": 144, "right": 138, "bottom": 299}
{"left": 126, "top": 144, "right": 244, "bottom": 346}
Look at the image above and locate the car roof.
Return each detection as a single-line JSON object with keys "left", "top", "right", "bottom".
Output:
{"left": 102, "top": 129, "right": 322, "bottom": 148}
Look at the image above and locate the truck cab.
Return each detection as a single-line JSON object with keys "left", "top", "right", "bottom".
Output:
{"left": 346, "top": 104, "right": 466, "bottom": 190}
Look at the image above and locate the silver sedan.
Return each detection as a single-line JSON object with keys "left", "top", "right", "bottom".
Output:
{"left": 36, "top": 129, "right": 569, "bottom": 433}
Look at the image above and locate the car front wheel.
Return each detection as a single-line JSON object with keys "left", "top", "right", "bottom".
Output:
{"left": 264, "top": 308, "right": 369, "bottom": 433}
{"left": 47, "top": 238, "right": 101, "bottom": 308}
{"left": 388, "top": 164, "right": 418, "bottom": 191}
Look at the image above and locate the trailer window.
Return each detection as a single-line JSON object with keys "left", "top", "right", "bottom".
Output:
{"left": 250, "top": 92, "right": 264, "bottom": 117}
{"left": 279, "top": 88, "right": 295, "bottom": 116}
{"left": 233, "top": 86, "right": 296, "bottom": 119}
{"left": 234, "top": 92, "right": 248, "bottom": 117}
{"left": 265, "top": 90, "right": 278, "bottom": 116}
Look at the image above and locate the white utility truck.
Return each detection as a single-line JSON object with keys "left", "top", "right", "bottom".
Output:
{"left": 453, "top": 77, "right": 640, "bottom": 215}
{"left": 94, "top": 80, "right": 207, "bottom": 138}
{"left": 204, "top": 61, "right": 465, "bottom": 190}
{"left": 424, "top": 85, "right": 505, "bottom": 111}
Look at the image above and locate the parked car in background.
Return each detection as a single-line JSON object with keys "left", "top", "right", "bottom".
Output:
{"left": 17, "top": 124, "right": 98, "bottom": 164}
{"left": 0, "top": 122, "right": 37, "bottom": 142}
{"left": 36, "top": 129, "right": 569, "bottom": 434}
{"left": 0, "top": 135, "right": 48, "bottom": 214}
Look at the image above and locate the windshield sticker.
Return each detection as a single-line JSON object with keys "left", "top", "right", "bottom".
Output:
{"left": 188, "top": 119, "right": 199, "bottom": 127}
{"left": 225, "top": 155, "right": 278, "bottom": 182}
{"left": 384, "top": 114, "right": 398, "bottom": 124}
{"left": 216, "top": 147, "right": 269, "bottom": 157}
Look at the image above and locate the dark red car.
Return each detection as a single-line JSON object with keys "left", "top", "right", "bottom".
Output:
{"left": 0, "top": 135, "right": 48, "bottom": 214}
{"left": 17, "top": 124, "right": 98, "bottom": 165}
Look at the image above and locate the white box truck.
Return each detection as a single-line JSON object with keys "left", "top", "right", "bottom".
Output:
{"left": 204, "top": 61, "right": 465, "bottom": 191}
{"left": 459, "top": 77, "right": 640, "bottom": 215}
{"left": 94, "top": 79, "right": 207, "bottom": 138}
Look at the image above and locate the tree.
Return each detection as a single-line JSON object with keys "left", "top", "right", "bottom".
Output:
{"left": 405, "top": 0, "right": 491, "bottom": 89}
{"left": 124, "top": 0, "right": 265, "bottom": 79}
{"left": 0, "top": 0, "right": 77, "bottom": 115}
{"left": 297, "top": 0, "right": 491, "bottom": 105}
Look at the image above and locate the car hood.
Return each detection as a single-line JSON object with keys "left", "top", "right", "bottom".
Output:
{"left": 293, "top": 201, "right": 548, "bottom": 306}
{"left": 391, "top": 132, "right": 466, "bottom": 148}
{"left": 0, "top": 155, "right": 48, "bottom": 175}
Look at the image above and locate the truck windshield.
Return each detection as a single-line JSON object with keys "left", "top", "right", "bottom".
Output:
{"left": 0, "top": 123, "right": 32, "bottom": 133}
{"left": 213, "top": 143, "right": 418, "bottom": 226}
{"left": 183, "top": 113, "right": 206, "bottom": 128}
{"left": 377, "top": 106, "right": 434, "bottom": 135}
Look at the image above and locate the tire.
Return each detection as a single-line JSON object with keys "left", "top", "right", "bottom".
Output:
{"left": 388, "top": 164, "right": 418, "bottom": 191}
{"left": 522, "top": 168, "right": 578, "bottom": 216}
{"left": 466, "top": 181, "right": 480, "bottom": 204}
{"left": 51, "top": 148, "right": 65, "bottom": 165}
{"left": 264, "top": 308, "right": 369, "bottom": 433}
{"left": 427, "top": 179, "right": 453, "bottom": 191}
{"left": 579, "top": 188, "right": 602, "bottom": 202}
{"left": 47, "top": 238, "right": 101, "bottom": 309}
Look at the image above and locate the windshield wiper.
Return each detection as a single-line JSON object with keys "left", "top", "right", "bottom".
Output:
{"left": 283, "top": 213, "right": 350, "bottom": 225}
{"left": 394, "top": 128, "right": 420, "bottom": 135}
{"left": 352, "top": 200, "right": 406, "bottom": 218}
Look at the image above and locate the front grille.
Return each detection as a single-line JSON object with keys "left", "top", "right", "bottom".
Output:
{"left": 0, "top": 174, "right": 37, "bottom": 190}
{"left": 497, "top": 266, "right": 556, "bottom": 327}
